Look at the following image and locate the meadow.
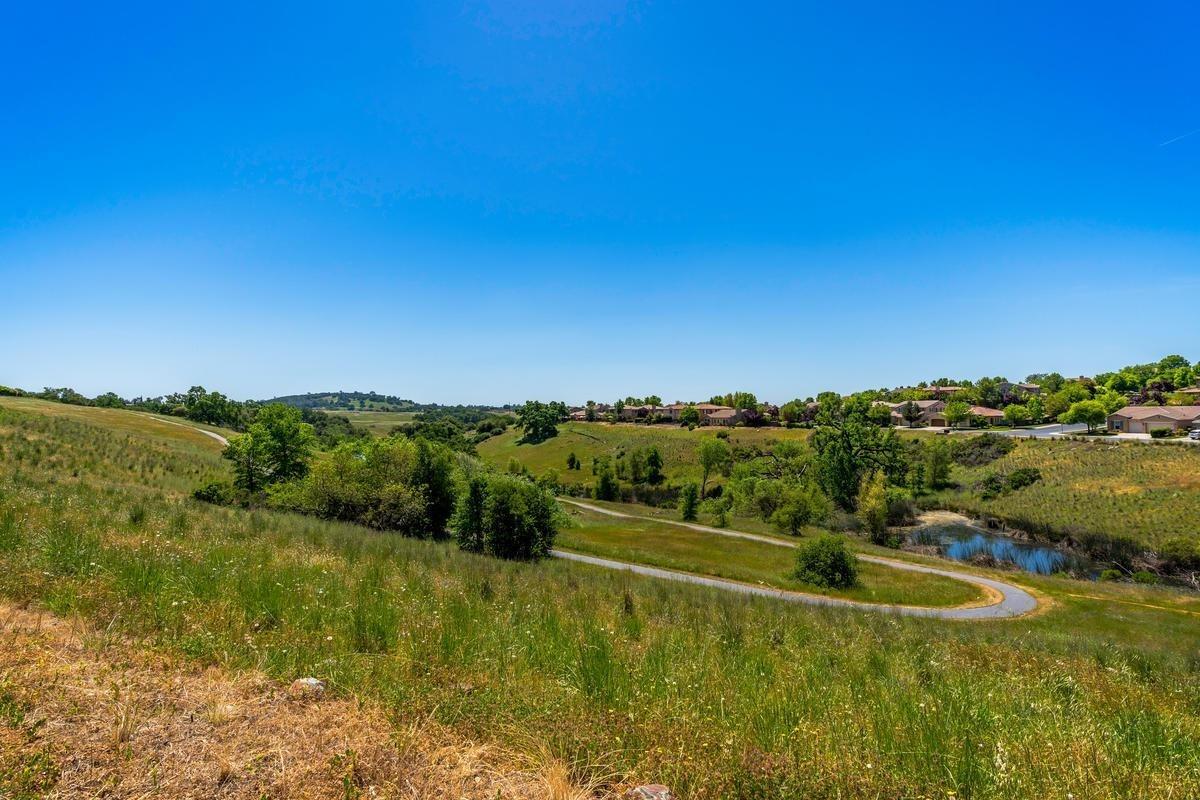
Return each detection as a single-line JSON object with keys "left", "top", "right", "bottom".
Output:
{"left": 2, "top": 399, "right": 1200, "bottom": 798}
{"left": 929, "top": 437, "right": 1200, "bottom": 549}
{"left": 558, "top": 504, "right": 984, "bottom": 607}
{"left": 478, "top": 422, "right": 810, "bottom": 487}
{"left": 325, "top": 409, "right": 418, "bottom": 435}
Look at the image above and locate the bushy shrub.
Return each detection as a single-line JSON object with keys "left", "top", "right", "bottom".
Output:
{"left": 192, "top": 480, "right": 235, "bottom": 505}
{"left": 770, "top": 482, "right": 832, "bottom": 535}
{"left": 1159, "top": 536, "right": 1200, "bottom": 571}
{"left": 1132, "top": 570, "right": 1159, "bottom": 584}
{"left": 269, "top": 437, "right": 457, "bottom": 538}
{"left": 884, "top": 487, "right": 917, "bottom": 527}
{"left": 1149, "top": 427, "right": 1174, "bottom": 439}
{"left": 453, "top": 473, "right": 559, "bottom": 560}
{"left": 792, "top": 535, "right": 859, "bottom": 589}
{"left": 1006, "top": 467, "right": 1042, "bottom": 491}
{"left": 1099, "top": 568, "right": 1123, "bottom": 581}
{"left": 952, "top": 433, "right": 1015, "bottom": 467}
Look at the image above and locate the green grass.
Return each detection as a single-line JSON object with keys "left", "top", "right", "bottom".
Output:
{"left": 478, "top": 422, "right": 810, "bottom": 487}
{"left": 325, "top": 409, "right": 418, "bottom": 435}
{"left": 1, "top": 401, "right": 1200, "bottom": 798}
{"left": 560, "top": 505, "right": 985, "bottom": 607}
{"left": 928, "top": 438, "right": 1200, "bottom": 549}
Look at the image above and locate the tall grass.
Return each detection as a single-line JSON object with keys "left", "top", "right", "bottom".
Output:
{"left": 1, "top": 403, "right": 1200, "bottom": 798}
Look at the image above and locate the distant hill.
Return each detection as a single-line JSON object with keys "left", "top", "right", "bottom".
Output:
{"left": 266, "top": 392, "right": 513, "bottom": 417}
{"left": 266, "top": 392, "right": 418, "bottom": 411}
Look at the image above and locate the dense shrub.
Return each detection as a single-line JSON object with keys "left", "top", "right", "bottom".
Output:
{"left": 594, "top": 464, "right": 620, "bottom": 501}
{"left": 192, "top": 479, "right": 235, "bottom": 505}
{"left": 1099, "top": 568, "right": 1123, "bottom": 581}
{"left": 884, "top": 487, "right": 917, "bottom": 526}
{"left": 1006, "top": 467, "right": 1042, "bottom": 491}
{"left": 1159, "top": 536, "right": 1200, "bottom": 571}
{"left": 1149, "top": 427, "right": 1174, "bottom": 439}
{"left": 1132, "top": 570, "right": 1159, "bottom": 584}
{"left": 792, "top": 535, "right": 859, "bottom": 588}
{"left": 952, "top": 433, "right": 1016, "bottom": 467}
{"left": 770, "top": 482, "right": 832, "bottom": 535}
{"left": 452, "top": 473, "right": 559, "bottom": 560}
{"left": 269, "top": 437, "right": 457, "bottom": 538}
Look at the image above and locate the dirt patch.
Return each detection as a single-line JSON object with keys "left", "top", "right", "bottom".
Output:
{"left": 0, "top": 603, "right": 597, "bottom": 799}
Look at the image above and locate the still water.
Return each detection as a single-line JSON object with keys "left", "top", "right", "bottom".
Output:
{"left": 910, "top": 522, "right": 1094, "bottom": 576}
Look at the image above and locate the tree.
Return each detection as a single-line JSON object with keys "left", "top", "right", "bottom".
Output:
{"left": 1003, "top": 403, "right": 1032, "bottom": 428}
{"left": 1060, "top": 400, "right": 1107, "bottom": 433}
{"left": 1026, "top": 395, "right": 1045, "bottom": 423}
{"left": 480, "top": 476, "right": 558, "bottom": 560}
{"left": 810, "top": 396, "right": 906, "bottom": 510}
{"left": 516, "top": 401, "right": 561, "bottom": 443}
{"left": 223, "top": 432, "right": 270, "bottom": 493}
{"left": 584, "top": 401, "right": 597, "bottom": 422}
{"left": 679, "top": 405, "right": 701, "bottom": 426}
{"left": 942, "top": 401, "right": 971, "bottom": 429}
{"left": 679, "top": 483, "right": 700, "bottom": 521}
{"left": 770, "top": 483, "right": 831, "bottom": 535}
{"left": 644, "top": 447, "right": 664, "bottom": 484}
{"left": 255, "top": 403, "right": 317, "bottom": 482}
{"left": 900, "top": 400, "right": 923, "bottom": 427}
{"left": 453, "top": 475, "right": 488, "bottom": 553}
{"left": 698, "top": 438, "right": 732, "bottom": 496}
{"left": 793, "top": 535, "right": 858, "bottom": 589}
{"left": 645, "top": 395, "right": 662, "bottom": 407}
{"left": 594, "top": 463, "right": 619, "bottom": 501}
{"left": 856, "top": 471, "right": 889, "bottom": 545}
{"left": 924, "top": 437, "right": 952, "bottom": 490}
{"left": 867, "top": 402, "right": 895, "bottom": 428}
{"left": 566, "top": 452, "right": 579, "bottom": 470}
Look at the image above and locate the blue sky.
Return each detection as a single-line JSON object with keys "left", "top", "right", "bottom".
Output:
{"left": 3, "top": 2, "right": 1198, "bottom": 404}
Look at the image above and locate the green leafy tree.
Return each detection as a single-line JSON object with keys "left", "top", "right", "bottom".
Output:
{"left": 867, "top": 402, "right": 895, "bottom": 428}
{"left": 698, "top": 438, "right": 732, "bottom": 496}
{"left": 679, "top": 405, "right": 701, "bottom": 426}
{"left": 584, "top": 401, "right": 597, "bottom": 422}
{"left": 1003, "top": 403, "right": 1032, "bottom": 427}
{"left": 255, "top": 403, "right": 317, "bottom": 482}
{"left": 810, "top": 396, "right": 906, "bottom": 510}
{"left": 645, "top": 447, "right": 664, "bottom": 484}
{"left": 645, "top": 395, "right": 662, "bottom": 407}
{"left": 900, "top": 400, "right": 923, "bottom": 427}
{"left": 1025, "top": 395, "right": 1045, "bottom": 423}
{"left": 453, "top": 475, "right": 488, "bottom": 553}
{"left": 679, "top": 483, "right": 700, "bottom": 521}
{"left": 566, "top": 452, "right": 579, "bottom": 470}
{"left": 594, "top": 462, "right": 619, "bottom": 501}
{"left": 770, "top": 483, "right": 832, "bottom": 535}
{"left": 516, "top": 401, "right": 562, "bottom": 443}
{"left": 942, "top": 400, "right": 971, "bottom": 429}
{"left": 924, "top": 437, "right": 952, "bottom": 490}
{"left": 1060, "top": 399, "right": 1107, "bottom": 433}
{"left": 223, "top": 432, "right": 270, "bottom": 493}
{"left": 856, "top": 471, "right": 889, "bottom": 545}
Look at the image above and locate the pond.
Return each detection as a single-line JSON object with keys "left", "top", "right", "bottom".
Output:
{"left": 909, "top": 521, "right": 1095, "bottom": 576}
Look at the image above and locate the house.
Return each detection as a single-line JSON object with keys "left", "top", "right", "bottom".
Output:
{"left": 1179, "top": 386, "right": 1200, "bottom": 396}
{"left": 1106, "top": 405, "right": 1200, "bottom": 434}
{"left": 706, "top": 407, "right": 743, "bottom": 426}
{"left": 886, "top": 399, "right": 946, "bottom": 426}
{"left": 569, "top": 409, "right": 588, "bottom": 421}
{"left": 925, "top": 404, "right": 1003, "bottom": 427}
{"left": 928, "top": 385, "right": 966, "bottom": 399}
{"left": 968, "top": 405, "right": 1005, "bottom": 425}
{"left": 694, "top": 403, "right": 736, "bottom": 422}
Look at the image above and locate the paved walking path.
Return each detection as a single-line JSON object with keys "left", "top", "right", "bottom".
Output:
{"left": 556, "top": 499, "right": 1039, "bottom": 619}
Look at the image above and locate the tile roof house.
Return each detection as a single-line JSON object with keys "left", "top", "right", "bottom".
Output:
{"left": 706, "top": 407, "right": 743, "bottom": 426}
{"left": 1107, "top": 405, "right": 1200, "bottom": 434}
{"left": 886, "top": 399, "right": 946, "bottom": 426}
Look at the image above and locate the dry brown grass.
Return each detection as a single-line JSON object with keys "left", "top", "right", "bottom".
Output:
{"left": 0, "top": 602, "right": 603, "bottom": 799}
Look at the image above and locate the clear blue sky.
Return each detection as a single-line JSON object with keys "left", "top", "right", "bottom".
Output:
{"left": 3, "top": 2, "right": 1198, "bottom": 404}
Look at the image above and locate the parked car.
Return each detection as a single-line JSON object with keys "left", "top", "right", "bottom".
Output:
{"left": 1189, "top": 428, "right": 1200, "bottom": 441}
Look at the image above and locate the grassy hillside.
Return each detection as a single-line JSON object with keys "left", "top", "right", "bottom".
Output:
{"left": 325, "top": 409, "right": 418, "bottom": 435}
{"left": 930, "top": 438, "right": 1200, "bottom": 549}
{"left": 2, "top": 400, "right": 1200, "bottom": 798}
{"left": 478, "top": 422, "right": 810, "bottom": 487}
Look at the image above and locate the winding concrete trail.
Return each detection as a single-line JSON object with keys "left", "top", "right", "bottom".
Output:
{"left": 555, "top": 499, "right": 1038, "bottom": 620}
{"left": 147, "top": 414, "right": 1035, "bottom": 619}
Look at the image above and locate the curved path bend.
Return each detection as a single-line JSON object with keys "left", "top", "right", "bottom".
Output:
{"left": 556, "top": 498, "right": 1038, "bottom": 620}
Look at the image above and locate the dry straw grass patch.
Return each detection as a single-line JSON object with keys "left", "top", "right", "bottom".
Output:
{"left": 0, "top": 603, "right": 600, "bottom": 799}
